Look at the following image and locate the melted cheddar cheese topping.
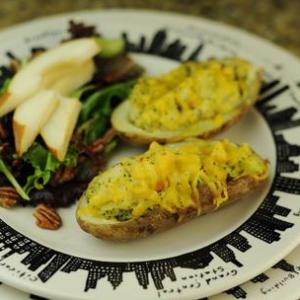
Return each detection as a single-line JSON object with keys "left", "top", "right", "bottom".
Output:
{"left": 78, "top": 140, "right": 268, "bottom": 222}
{"left": 128, "top": 58, "right": 258, "bottom": 131}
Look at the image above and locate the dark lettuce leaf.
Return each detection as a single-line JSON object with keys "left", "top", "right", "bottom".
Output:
{"left": 68, "top": 20, "right": 99, "bottom": 39}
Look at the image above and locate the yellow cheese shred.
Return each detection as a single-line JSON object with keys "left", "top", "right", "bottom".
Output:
{"left": 78, "top": 139, "right": 268, "bottom": 221}
{"left": 128, "top": 58, "right": 257, "bottom": 131}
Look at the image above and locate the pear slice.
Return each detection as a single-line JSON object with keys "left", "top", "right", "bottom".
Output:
{"left": 41, "top": 96, "right": 81, "bottom": 161}
{"left": 0, "top": 38, "right": 100, "bottom": 117}
{"left": 50, "top": 60, "right": 95, "bottom": 95}
{"left": 13, "top": 90, "right": 59, "bottom": 156}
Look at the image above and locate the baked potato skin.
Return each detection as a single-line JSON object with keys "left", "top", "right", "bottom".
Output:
{"left": 115, "top": 104, "right": 254, "bottom": 146}
{"left": 112, "top": 66, "right": 262, "bottom": 146}
{"left": 76, "top": 174, "right": 267, "bottom": 241}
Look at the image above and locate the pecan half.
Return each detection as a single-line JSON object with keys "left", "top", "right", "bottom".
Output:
{"left": 33, "top": 204, "right": 62, "bottom": 230}
{"left": 0, "top": 186, "right": 19, "bottom": 208}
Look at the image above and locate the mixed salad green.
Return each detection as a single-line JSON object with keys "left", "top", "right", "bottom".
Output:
{"left": 0, "top": 20, "right": 143, "bottom": 207}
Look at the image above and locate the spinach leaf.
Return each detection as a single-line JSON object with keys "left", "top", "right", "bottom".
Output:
{"left": 78, "top": 80, "right": 135, "bottom": 144}
{"left": 79, "top": 80, "right": 135, "bottom": 123}
{"left": 78, "top": 114, "right": 108, "bottom": 144}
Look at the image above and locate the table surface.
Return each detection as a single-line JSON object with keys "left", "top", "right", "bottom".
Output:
{"left": 0, "top": 0, "right": 299, "bottom": 58}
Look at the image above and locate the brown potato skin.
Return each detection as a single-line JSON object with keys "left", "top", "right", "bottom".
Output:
{"left": 76, "top": 175, "right": 267, "bottom": 241}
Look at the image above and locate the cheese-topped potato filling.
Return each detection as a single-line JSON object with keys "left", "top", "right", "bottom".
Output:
{"left": 128, "top": 58, "right": 259, "bottom": 131}
{"left": 78, "top": 140, "right": 268, "bottom": 222}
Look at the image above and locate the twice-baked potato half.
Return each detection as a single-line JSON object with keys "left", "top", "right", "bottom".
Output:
{"left": 112, "top": 58, "right": 261, "bottom": 145}
{"left": 76, "top": 139, "right": 268, "bottom": 241}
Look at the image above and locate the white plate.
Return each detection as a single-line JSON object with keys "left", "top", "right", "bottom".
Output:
{"left": 1, "top": 245, "right": 300, "bottom": 300}
{"left": 0, "top": 9, "right": 300, "bottom": 300}
{"left": 212, "top": 247, "right": 300, "bottom": 300}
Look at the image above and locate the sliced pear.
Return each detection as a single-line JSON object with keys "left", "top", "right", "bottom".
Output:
{"left": 51, "top": 60, "right": 95, "bottom": 95}
{"left": 41, "top": 96, "right": 81, "bottom": 161}
{"left": 0, "top": 38, "right": 100, "bottom": 117}
{"left": 13, "top": 90, "right": 59, "bottom": 156}
{"left": 112, "top": 58, "right": 261, "bottom": 145}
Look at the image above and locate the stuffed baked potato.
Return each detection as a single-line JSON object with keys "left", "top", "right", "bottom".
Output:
{"left": 76, "top": 139, "right": 268, "bottom": 241}
{"left": 112, "top": 58, "right": 261, "bottom": 145}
